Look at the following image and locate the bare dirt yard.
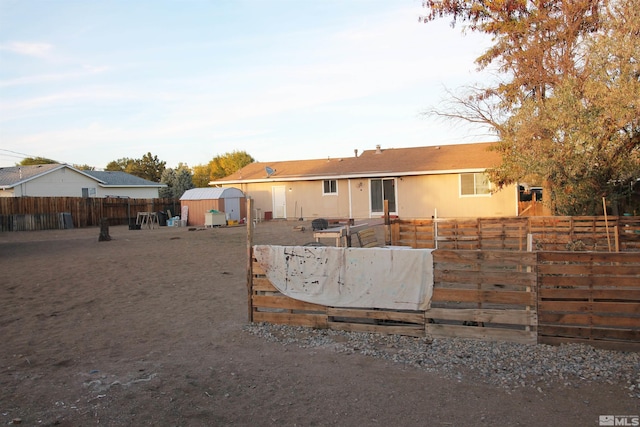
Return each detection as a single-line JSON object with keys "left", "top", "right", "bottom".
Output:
{"left": 1, "top": 221, "right": 638, "bottom": 426}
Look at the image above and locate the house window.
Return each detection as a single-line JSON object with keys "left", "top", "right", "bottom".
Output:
{"left": 81, "top": 187, "right": 96, "bottom": 198}
{"left": 370, "top": 178, "right": 396, "bottom": 213}
{"left": 323, "top": 179, "right": 337, "bottom": 195}
{"left": 460, "top": 173, "right": 492, "bottom": 196}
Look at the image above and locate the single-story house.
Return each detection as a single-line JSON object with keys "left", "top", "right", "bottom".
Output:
{"left": 179, "top": 187, "right": 246, "bottom": 226}
{"left": 0, "top": 164, "right": 165, "bottom": 198}
{"left": 210, "top": 142, "right": 519, "bottom": 220}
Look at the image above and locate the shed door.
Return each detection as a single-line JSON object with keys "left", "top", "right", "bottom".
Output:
{"left": 272, "top": 186, "right": 286, "bottom": 219}
{"left": 225, "top": 198, "right": 241, "bottom": 221}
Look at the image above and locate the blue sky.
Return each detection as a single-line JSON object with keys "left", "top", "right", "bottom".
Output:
{"left": 0, "top": 0, "right": 495, "bottom": 170}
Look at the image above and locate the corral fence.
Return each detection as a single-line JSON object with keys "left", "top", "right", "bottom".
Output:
{"left": 390, "top": 216, "right": 640, "bottom": 252}
{"left": 249, "top": 249, "right": 640, "bottom": 351}
{"left": 0, "top": 197, "right": 180, "bottom": 231}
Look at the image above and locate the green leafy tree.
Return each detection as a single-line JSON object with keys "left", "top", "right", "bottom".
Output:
{"left": 18, "top": 157, "right": 57, "bottom": 165}
{"left": 73, "top": 164, "right": 95, "bottom": 171}
{"left": 129, "top": 152, "right": 166, "bottom": 182}
{"left": 191, "top": 164, "right": 212, "bottom": 188}
{"left": 420, "top": 0, "right": 640, "bottom": 215}
{"left": 160, "top": 163, "right": 194, "bottom": 198}
{"left": 105, "top": 153, "right": 166, "bottom": 182}
{"left": 105, "top": 157, "right": 135, "bottom": 172}
{"left": 209, "top": 150, "right": 255, "bottom": 180}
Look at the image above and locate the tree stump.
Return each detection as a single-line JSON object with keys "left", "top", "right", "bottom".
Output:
{"left": 98, "top": 218, "right": 111, "bottom": 241}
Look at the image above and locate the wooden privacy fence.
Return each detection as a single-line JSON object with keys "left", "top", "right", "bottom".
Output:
{"left": 249, "top": 248, "right": 640, "bottom": 351}
{"left": 428, "top": 250, "right": 537, "bottom": 344}
{"left": 390, "top": 216, "right": 640, "bottom": 252}
{"left": 0, "top": 197, "right": 179, "bottom": 231}
{"left": 537, "top": 252, "right": 640, "bottom": 350}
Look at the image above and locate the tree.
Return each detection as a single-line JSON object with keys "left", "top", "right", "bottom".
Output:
{"left": 129, "top": 152, "right": 166, "bottom": 182}
{"left": 18, "top": 157, "right": 57, "bottom": 165}
{"left": 193, "top": 150, "right": 255, "bottom": 183}
{"left": 105, "top": 157, "right": 135, "bottom": 172}
{"left": 191, "top": 164, "right": 212, "bottom": 188}
{"left": 73, "top": 164, "right": 95, "bottom": 171}
{"left": 210, "top": 150, "right": 255, "bottom": 180}
{"left": 160, "top": 163, "right": 194, "bottom": 198}
{"left": 105, "top": 153, "right": 166, "bottom": 182}
{"left": 420, "top": 0, "right": 640, "bottom": 215}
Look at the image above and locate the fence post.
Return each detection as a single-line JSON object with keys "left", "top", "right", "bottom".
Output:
{"left": 246, "top": 197, "right": 254, "bottom": 323}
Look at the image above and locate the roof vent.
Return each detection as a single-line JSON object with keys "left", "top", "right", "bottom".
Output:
{"left": 354, "top": 149, "right": 358, "bottom": 157}
{"left": 375, "top": 144, "right": 381, "bottom": 154}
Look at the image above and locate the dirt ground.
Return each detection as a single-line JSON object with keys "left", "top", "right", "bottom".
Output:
{"left": 1, "top": 221, "right": 637, "bottom": 426}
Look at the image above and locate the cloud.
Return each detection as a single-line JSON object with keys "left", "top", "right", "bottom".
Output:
{"left": 0, "top": 41, "right": 53, "bottom": 58}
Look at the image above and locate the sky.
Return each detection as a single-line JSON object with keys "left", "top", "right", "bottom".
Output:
{"left": 0, "top": 0, "right": 497, "bottom": 170}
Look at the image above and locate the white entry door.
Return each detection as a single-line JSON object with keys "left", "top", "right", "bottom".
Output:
{"left": 272, "top": 185, "right": 286, "bottom": 219}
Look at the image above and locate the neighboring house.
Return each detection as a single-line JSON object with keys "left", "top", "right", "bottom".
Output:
{"left": 211, "top": 142, "right": 519, "bottom": 220}
{"left": 0, "top": 164, "right": 166, "bottom": 198}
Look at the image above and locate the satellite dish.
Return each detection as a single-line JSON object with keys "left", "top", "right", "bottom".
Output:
{"left": 265, "top": 166, "right": 275, "bottom": 177}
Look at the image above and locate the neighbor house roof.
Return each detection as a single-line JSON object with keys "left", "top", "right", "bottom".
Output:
{"left": 83, "top": 170, "right": 165, "bottom": 188}
{"left": 0, "top": 164, "right": 165, "bottom": 189}
{"left": 180, "top": 187, "right": 244, "bottom": 200}
{"left": 212, "top": 142, "right": 500, "bottom": 184}
{"left": 0, "top": 164, "right": 72, "bottom": 188}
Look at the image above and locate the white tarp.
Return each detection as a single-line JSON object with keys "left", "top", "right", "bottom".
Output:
{"left": 253, "top": 245, "right": 434, "bottom": 310}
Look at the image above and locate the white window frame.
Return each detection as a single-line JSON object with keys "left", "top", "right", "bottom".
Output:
{"left": 459, "top": 173, "right": 492, "bottom": 197}
{"left": 322, "top": 179, "right": 338, "bottom": 196}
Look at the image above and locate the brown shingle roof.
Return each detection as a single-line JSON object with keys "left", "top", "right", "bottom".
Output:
{"left": 214, "top": 142, "right": 499, "bottom": 183}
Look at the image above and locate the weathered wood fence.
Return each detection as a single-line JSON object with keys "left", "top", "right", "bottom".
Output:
{"left": 390, "top": 216, "right": 640, "bottom": 252}
{"left": 249, "top": 249, "right": 640, "bottom": 351}
{"left": 0, "top": 197, "right": 179, "bottom": 231}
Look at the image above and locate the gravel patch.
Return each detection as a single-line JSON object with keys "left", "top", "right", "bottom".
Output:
{"left": 245, "top": 322, "right": 640, "bottom": 398}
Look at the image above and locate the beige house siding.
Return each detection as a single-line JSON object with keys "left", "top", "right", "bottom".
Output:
{"left": 1, "top": 165, "right": 162, "bottom": 198}
{"left": 224, "top": 174, "right": 518, "bottom": 221}
{"left": 8, "top": 168, "right": 98, "bottom": 197}
{"left": 397, "top": 175, "right": 517, "bottom": 219}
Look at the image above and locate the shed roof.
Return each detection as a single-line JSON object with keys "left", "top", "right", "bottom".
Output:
{"left": 180, "top": 187, "right": 245, "bottom": 201}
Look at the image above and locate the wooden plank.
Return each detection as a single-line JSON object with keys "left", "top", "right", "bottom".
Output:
{"left": 426, "top": 323, "right": 537, "bottom": 344}
{"left": 432, "top": 288, "right": 535, "bottom": 305}
{"left": 328, "top": 321, "right": 425, "bottom": 337}
{"left": 252, "top": 311, "right": 328, "bottom": 328}
{"left": 539, "top": 312, "right": 640, "bottom": 328}
{"left": 434, "top": 249, "right": 536, "bottom": 265}
{"left": 539, "top": 325, "right": 640, "bottom": 341}
{"left": 539, "top": 300, "right": 640, "bottom": 314}
{"left": 538, "top": 275, "right": 640, "bottom": 288}
{"left": 327, "top": 307, "right": 424, "bottom": 324}
{"left": 252, "top": 263, "right": 266, "bottom": 275}
{"left": 252, "top": 295, "right": 327, "bottom": 312}
{"left": 425, "top": 308, "right": 536, "bottom": 326}
{"left": 435, "top": 270, "right": 536, "bottom": 288}
{"left": 537, "top": 264, "right": 640, "bottom": 276}
{"left": 537, "top": 251, "right": 639, "bottom": 263}
{"left": 252, "top": 277, "right": 278, "bottom": 292}
{"left": 538, "top": 288, "right": 640, "bottom": 301}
